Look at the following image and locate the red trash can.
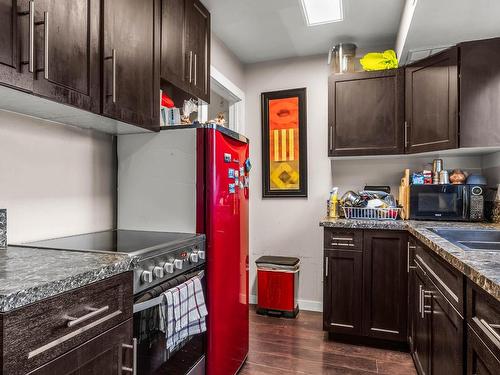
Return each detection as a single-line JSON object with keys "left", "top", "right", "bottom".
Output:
{"left": 256, "top": 256, "right": 300, "bottom": 318}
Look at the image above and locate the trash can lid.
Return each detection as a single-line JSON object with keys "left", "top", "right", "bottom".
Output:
{"left": 255, "top": 256, "right": 300, "bottom": 267}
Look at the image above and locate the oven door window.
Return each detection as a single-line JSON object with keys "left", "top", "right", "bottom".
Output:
{"left": 134, "top": 274, "right": 206, "bottom": 375}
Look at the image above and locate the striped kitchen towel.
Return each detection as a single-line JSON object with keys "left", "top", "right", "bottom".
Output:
{"left": 163, "top": 275, "right": 208, "bottom": 350}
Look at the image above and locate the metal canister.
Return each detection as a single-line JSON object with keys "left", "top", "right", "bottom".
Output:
{"left": 439, "top": 170, "right": 449, "bottom": 184}
{"left": 433, "top": 159, "right": 443, "bottom": 173}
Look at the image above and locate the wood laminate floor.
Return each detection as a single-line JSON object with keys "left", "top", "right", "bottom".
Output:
{"left": 240, "top": 308, "right": 417, "bottom": 375}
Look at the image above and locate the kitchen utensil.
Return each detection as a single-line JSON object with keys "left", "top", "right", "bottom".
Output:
{"left": 466, "top": 174, "right": 487, "bottom": 186}
{"left": 439, "top": 170, "right": 449, "bottom": 184}
{"left": 341, "top": 191, "right": 363, "bottom": 207}
{"left": 364, "top": 185, "right": 391, "bottom": 194}
{"left": 328, "top": 43, "right": 357, "bottom": 74}
{"left": 449, "top": 169, "right": 467, "bottom": 185}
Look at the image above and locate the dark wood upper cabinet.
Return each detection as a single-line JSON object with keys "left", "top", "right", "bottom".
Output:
{"left": 328, "top": 69, "right": 404, "bottom": 156}
{"left": 405, "top": 48, "right": 458, "bottom": 153}
{"left": 161, "top": 0, "right": 186, "bottom": 91}
{"left": 102, "top": 0, "right": 160, "bottom": 130}
{"left": 0, "top": 0, "right": 32, "bottom": 91}
{"left": 323, "top": 249, "right": 363, "bottom": 335}
{"left": 33, "top": 0, "right": 100, "bottom": 113}
{"left": 460, "top": 37, "right": 500, "bottom": 148}
{"left": 185, "top": 0, "right": 210, "bottom": 103}
{"left": 362, "top": 231, "right": 407, "bottom": 342}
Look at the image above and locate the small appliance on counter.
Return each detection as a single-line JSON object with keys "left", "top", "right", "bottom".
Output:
{"left": 409, "top": 183, "right": 486, "bottom": 222}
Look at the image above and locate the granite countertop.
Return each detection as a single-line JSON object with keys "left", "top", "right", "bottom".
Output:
{"left": 320, "top": 217, "right": 500, "bottom": 301}
{"left": 0, "top": 246, "right": 133, "bottom": 312}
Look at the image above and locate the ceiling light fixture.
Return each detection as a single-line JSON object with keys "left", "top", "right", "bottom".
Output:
{"left": 300, "top": 0, "right": 344, "bottom": 26}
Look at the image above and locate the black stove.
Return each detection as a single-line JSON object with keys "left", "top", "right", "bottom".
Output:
{"left": 17, "top": 229, "right": 206, "bottom": 294}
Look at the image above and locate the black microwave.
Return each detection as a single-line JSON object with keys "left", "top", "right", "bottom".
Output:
{"left": 409, "top": 184, "right": 485, "bottom": 221}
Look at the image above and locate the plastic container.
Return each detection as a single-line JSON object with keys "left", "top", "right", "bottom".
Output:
{"left": 256, "top": 256, "right": 300, "bottom": 318}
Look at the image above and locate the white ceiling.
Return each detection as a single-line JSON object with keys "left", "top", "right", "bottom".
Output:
{"left": 400, "top": 0, "right": 500, "bottom": 64}
{"left": 202, "top": 0, "right": 406, "bottom": 64}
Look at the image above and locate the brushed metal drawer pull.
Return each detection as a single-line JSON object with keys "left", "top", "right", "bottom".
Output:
{"left": 407, "top": 242, "right": 417, "bottom": 273}
{"left": 44, "top": 11, "right": 49, "bottom": 80}
{"left": 122, "top": 338, "right": 137, "bottom": 374}
{"left": 331, "top": 237, "right": 354, "bottom": 241}
{"left": 331, "top": 242, "right": 355, "bottom": 247}
{"left": 415, "top": 254, "right": 459, "bottom": 303}
{"left": 325, "top": 257, "right": 328, "bottom": 277}
{"left": 66, "top": 305, "right": 110, "bottom": 328}
{"left": 28, "top": 1, "right": 34, "bottom": 73}
{"left": 480, "top": 318, "right": 500, "bottom": 345}
{"left": 28, "top": 309, "right": 122, "bottom": 358}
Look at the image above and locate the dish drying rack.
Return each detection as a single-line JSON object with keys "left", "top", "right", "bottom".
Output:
{"left": 342, "top": 206, "right": 401, "bottom": 221}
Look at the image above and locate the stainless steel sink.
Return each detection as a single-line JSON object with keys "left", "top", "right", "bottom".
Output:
{"left": 428, "top": 228, "right": 500, "bottom": 252}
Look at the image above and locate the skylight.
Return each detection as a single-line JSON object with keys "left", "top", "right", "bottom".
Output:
{"left": 300, "top": 0, "right": 343, "bottom": 26}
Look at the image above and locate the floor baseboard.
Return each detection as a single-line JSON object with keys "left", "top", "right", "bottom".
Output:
{"left": 249, "top": 294, "right": 323, "bottom": 312}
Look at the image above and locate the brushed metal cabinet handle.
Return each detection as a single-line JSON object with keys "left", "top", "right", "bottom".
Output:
{"left": 325, "top": 257, "right": 328, "bottom": 277}
{"left": 66, "top": 305, "right": 110, "bottom": 328}
{"left": 480, "top": 319, "right": 500, "bottom": 348}
{"left": 44, "top": 11, "right": 49, "bottom": 79}
{"left": 331, "top": 237, "right": 354, "bottom": 241}
{"left": 122, "top": 338, "right": 137, "bottom": 374}
{"left": 189, "top": 51, "right": 193, "bottom": 83}
{"left": 407, "top": 242, "right": 416, "bottom": 273}
{"left": 405, "top": 121, "right": 409, "bottom": 148}
{"left": 112, "top": 49, "right": 116, "bottom": 103}
{"left": 418, "top": 284, "right": 423, "bottom": 317}
{"left": 329, "top": 126, "right": 333, "bottom": 151}
{"left": 29, "top": 1, "right": 34, "bottom": 73}
{"left": 194, "top": 53, "right": 197, "bottom": 86}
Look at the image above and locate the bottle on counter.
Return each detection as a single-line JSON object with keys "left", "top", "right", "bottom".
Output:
{"left": 329, "top": 187, "right": 340, "bottom": 219}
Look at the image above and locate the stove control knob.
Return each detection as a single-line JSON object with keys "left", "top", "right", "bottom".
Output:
{"left": 153, "top": 266, "right": 164, "bottom": 279}
{"left": 174, "top": 259, "right": 183, "bottom": 270}
{"left": 164, "top": 262, "right": 174, "bottom": 274}
{"left": 141, "top": 270, "right": 153, "bottom": 284}
{"left": 190, "top": 253, "right": 199, "bottom": 263}
{"left": 198, "top": 250, "right": 206, "bottom": 260}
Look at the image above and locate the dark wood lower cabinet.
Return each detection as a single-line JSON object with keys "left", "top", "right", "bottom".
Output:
{"left": 363, "top": 231, "right": 407, "bottom": 342}
{"left": 30, "top": 319, "right": 133, "bottom": 375}
{"left": 412, "top": 266, "right": 430, "bottom": 375}
{"left": 467, "top": 325, "right": 500, "bottom": 375}
{"left": 323, "top": 249, "right": 363, "bottom": 335}
{"left": 323, "top": 229, "right": 407, "bottom": 343}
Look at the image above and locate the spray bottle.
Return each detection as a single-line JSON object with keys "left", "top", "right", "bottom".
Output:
{"left": 329, "top": 187, "right": 339, "bottom": 219}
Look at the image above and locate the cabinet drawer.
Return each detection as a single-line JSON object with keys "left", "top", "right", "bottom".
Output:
{"left": 2, "top": 272, "right": 133, "bottom": 375}
{"left": 467, "top": 325, "right": 500, "bottom": 375}
{"left": 467, "top": 281, "right": 500, "bottom": 361}
{"left": 324, "top": 228, "right": 363, "bottom": 250}
{"left": 414, "top": 240, "right": 463, "bottom": 314}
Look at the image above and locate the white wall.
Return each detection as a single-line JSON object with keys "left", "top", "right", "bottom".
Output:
{"left": 211, "top": 33, "right": 246, "bottom": 91}
{"left": 0, "top": 111, "right": 115, "bottom": 243}
{"left": 245, "top": 55, "right": 331, "bottom": 311}
{"left": 482, "top": 151, "right": 500, "bottom": 187}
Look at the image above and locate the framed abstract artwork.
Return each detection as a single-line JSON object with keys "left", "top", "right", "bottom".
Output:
{"left": 261, "top": 88, "right": 307, "bottom": 198}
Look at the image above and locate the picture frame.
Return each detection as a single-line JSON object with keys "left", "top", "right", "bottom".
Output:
{"left": 261, "top": 88, "right": 308, "bottom": 198}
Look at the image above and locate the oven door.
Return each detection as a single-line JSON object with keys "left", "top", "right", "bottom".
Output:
{"left": 133, "top": 269, "right": 206, "bottom": 375}
{"left": 409, "top": 184, "right": 468, "bottom": 221}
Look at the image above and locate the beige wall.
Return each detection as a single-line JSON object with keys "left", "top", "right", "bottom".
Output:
{"left": 0, "top": 111, "right": 115, "bottom": 243}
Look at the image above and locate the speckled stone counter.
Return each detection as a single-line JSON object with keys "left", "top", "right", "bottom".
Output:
{"left": 320, "top": 217, "right": 500, "bottom": 301}
{"left": 0, "top": 246, "right": 133, "bottom": 312}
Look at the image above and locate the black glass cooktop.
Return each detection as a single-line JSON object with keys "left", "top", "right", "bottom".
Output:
{"left": 19, "top": 230, "right": 202, "bottom": 255}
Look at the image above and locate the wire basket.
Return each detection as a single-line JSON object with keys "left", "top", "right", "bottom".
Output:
{"left": 342, "top": 206, "right": 401, "bottom": 221}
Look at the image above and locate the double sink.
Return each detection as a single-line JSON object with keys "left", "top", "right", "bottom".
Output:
{"left": 429, "top": 228, "right": 500, "bottom": 252}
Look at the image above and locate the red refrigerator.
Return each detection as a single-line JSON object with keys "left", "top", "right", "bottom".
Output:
{"left": 196, "top": 125, "right": 250, "bottom": 375}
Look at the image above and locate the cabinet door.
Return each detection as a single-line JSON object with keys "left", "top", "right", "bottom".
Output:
{"left": 428, "top": 283, "right": 464, "bottom": 375}
{"left": 467, "top": 326, "right": 500, "bottom": 375}
{"left": 185, "top": 0, "right": 210, "bottom": 103}
{"left": 405, "top": 48, "right": 458, "bottom": 153}
{"left": 328, "top": 69, "right": 404, "bottom": 156}
{"left": 323, "top": 250, "right": 363, "bottom": 335}
{"left": 362, "top": 231, "right": 407, "bottom": 341}
{"left": 30, "top": 319, "right": 134, "bottom": 375}
{"left": 103, "top": 0, "right": 160, "bottom": 130}
{"left": 160, "top": 0, "right": 187, "bottom": 91}
{"left": 33, "top": 0, "right": 100, "bottom": 113}
{"left": 413, "top": 267, "right": 430, "bottom": 375}
{"left": 460, "top": 37, "right": 500, "bottom": 148}
{"left": 0, "top": 0, "right": 32, "bottom": 91}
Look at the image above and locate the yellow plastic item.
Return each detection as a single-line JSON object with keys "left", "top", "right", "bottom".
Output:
{"left": 360, "top": 50, "right": 399, "bottom": 71}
